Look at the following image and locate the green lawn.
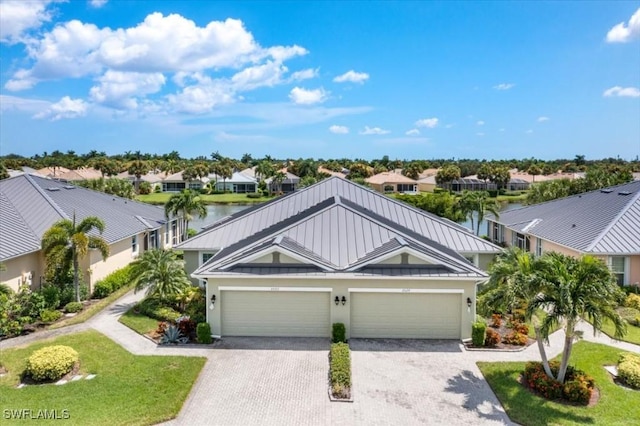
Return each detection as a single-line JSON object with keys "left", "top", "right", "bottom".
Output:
{"left": 0, "top": 330, "right": 205, "bottom": 425}
{"left": 478, "top": 341, "right": 640, "bottom": 426}
{"left": 136, "top": 192, "right": 273, "bottom": 205}
{"left": 49, "top": 283, "right": 135, "bottom": 329}
{"left": 119, "top": 308, "right": 158, "bottom": 336}
{"left": 596, "top": 318, "right": 640, "bottom": 345}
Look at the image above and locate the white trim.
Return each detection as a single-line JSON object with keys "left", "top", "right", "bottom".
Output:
{"left": 219, "top": 246, "right": 333, "bottom": 272}
{"left": 219, "top": 286, "right": 333, "bottom": 292}
{"left": 192, "top": 272, "right": 485, "bottom": 281}
{"left": 348, "top": 288, "right": 465, "bottom": 294}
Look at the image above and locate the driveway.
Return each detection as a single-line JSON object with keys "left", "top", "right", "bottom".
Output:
{"left": 167, "top": 337, "right": 512, "bottom": 426}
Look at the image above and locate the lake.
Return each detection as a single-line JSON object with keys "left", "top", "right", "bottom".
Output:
{"left": 189, "top": 201, "right": 522, "bottom": 236}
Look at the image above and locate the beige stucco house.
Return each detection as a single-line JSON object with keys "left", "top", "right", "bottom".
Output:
{"left": 0, "top": 174, "right": 183, "bottom": 292}
{"left": 487, "top": 180, "right": 640, "bottom": 287}
{"left": 366, "top": 171, "right": 418, "bottom": 193}
{"left": 178, "top": 177, "right": 501, "bottom": 340}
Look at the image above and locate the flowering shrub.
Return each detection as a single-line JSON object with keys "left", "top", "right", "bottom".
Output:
{"left": 618, "top": 353, "right": 640, "bottom": 389}
{"left": 25, "top": 345, "right": 78, "bottom": 382}
{"left": 624, "top": 294, "right": 640, "bottom": 311}
{"left": 502, "top": 331, "right": 528, "bottom": 346}
{"left": 490, "top": 313, "right": 502, "bottom": 328}
{"left": 484, "top": 328, "right": 501, "bottom": 347}
{"left": 523, "top": 361, "right": 594, "bottom": 404}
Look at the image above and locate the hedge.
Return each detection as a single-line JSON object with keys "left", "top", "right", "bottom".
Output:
{"left": 618, "top": 352, "right": 640, "bottom": 389}
{"left": 136, "top": 298, "right": 181, "bottom": 322}
{"left": 92, "top": 266, "right": 133, "bottom": 299}
{"left": 332, "top": 323, "right": 346, "bottom": 343}
{"left": 330, "top": 343, "right": 351, "bottom": 398}
{"left": 471, "top": 321, "right": 486, "bottom": 347}
{"left": 196, "top": 322, "right": 212, "bottom": 344}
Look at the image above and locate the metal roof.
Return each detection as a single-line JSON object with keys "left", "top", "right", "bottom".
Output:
{"left": 0, "top": 174, "right": 169, "bottom": 261}
{"left": 490, "top": 180, "right": 640, "bottom": 254}
{"left": 188, "top": 177, "right": 499, "bottom": 278}
{"left": 180, "top": 176, "right": 500, "bottom": 254}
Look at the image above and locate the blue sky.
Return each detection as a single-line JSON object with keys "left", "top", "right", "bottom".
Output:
{"left": 1, "top": 1, "right": 639, "bottom": 161}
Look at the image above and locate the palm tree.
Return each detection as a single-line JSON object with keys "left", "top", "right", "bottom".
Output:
{"left": 164, "top": 190, "right": 207, "bottom": 241}
{"left": 41, "top": 214, "right": 109, "bottom": 302}
{"left": 459, "top": 191, "right": 500, "bottom": 235}
{"left": 127, "top": 159, "right": 150, "bottom": 194}
{"left": 271, "top": 171, "right": 287, "bottom": 194}
{"left": 255, "top": 160, "right": 275, "bottom": 181}
{"left": 130, "top": 249, "right": 191, "bottom": 300}
{"left": 527, "top": 253, "right": 626, "bottom": 383}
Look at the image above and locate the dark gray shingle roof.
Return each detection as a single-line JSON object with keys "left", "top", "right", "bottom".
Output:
{"left": 491, "top": 180, "right": 640, "bottom": 254}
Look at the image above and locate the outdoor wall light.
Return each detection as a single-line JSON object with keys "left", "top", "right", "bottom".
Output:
{"left": 334, "top": 296, "right": 340, "bottom": 306}
{"left": 341, "top": 296, "right": 347, "bottom": 305}
{"left": 209, "top": 294, "right": 216, "bottom": 310}
{"left": 466, "top": 297, "right": 472, "bottom": 313}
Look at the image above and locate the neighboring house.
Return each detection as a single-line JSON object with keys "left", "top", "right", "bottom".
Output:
{"left": 486, "top": 180, "right": 640, "bottom": 287}
{"left": 56, "top": 167, "right": 103, "bottom": 182}
{"left": 117, "top": 170, "right": 168, "bottom": 190}
{"left": 445, "top": 177, "right": 531, "bottom": 192}
{"left": 212, "top": 171, "right": 258, "bottom": 193}
{"left": 366, "top": 171, "right": 417, "bottom": 193}
{"left": 161, "top": 171, "right": 209, "bottom": 192}
{"left": 178, "top": 177, "right": 501, "bottom": 340}
{"left": 0, "top": 174, "right": 184, "bottom": 292}
{"left": 34, "top": 166, "right": 70, "bottom": 179}
{"left": 317, "top": 166, "right": 347, "bottom": 179}
{"left": 265, "top": 170, "right": 299, "bottom": 194}
{"left": 417, "top": 175, "right": 437, "bottom": 192}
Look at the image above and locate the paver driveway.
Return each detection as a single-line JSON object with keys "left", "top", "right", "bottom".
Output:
{"left": 168, "top": 337, "right": 512, "bottom": 426}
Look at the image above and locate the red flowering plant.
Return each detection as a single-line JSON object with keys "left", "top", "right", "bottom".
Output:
{"left": 523, "top": 361, "right": 594, "bottom": 405}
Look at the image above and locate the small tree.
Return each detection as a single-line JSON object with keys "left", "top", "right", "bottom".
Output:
{"left": 130, "top": 249, "right": 191, "bottom": 300}
{"left": 164, "top": 190, "right": 207, "bottom": 241}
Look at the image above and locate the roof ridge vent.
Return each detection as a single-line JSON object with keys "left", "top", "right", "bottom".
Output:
{"left": 63, "top": 185, "right": 75, "bottom": 190}
{"left": 600, "top": 189, "right": 613, "bottom": 193}
{"left": 618, "top": 191, "right": 632, "bottom": 196}
{"left": 46, "top": 187, "right": 60, "bottom": 191}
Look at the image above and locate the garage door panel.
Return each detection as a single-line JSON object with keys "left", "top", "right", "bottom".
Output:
{"left": 351, "top": 293, "right": 461, "bottom": 339}
{"left": 222, "top": 291, "right": 330, "bottom": 337}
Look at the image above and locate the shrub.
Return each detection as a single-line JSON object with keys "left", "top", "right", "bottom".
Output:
{"left": 14, "top": 285, "right": 46, "bottom": 319}
{"left": 511, "top": 309, "right": 526, "bottom": 322}
{"left": 472, "top": 321, "right": 487, "bottom": 347}
{"left": 176, "top": 316, "right": 196, "bottom": 337}
{"left": 509, "top": 320, "right": 530, "bottom": 335}
{"left": 138, "top": 181, "right": 152, "bottom": 195}
{"left": 330, "top": 343, "right": 351, "bottom": 398}
{"left": 617, "top": 307, "right": 640, "bottom": 323}
{"left": 618, "top": 353, "right": 640, "bottom": 389}
{"left": 25, "top": 345, "right": 78, "bottom": 382}
{"left": 64, "top": 301, "right": 83, "bottom": 313}
{"left": 332, "top": 323, "right": 346, "bottom": 343}
{"left": 160, "top": 324, "right": 188, "bottom": 344}
{"left": 0, "top": 283, "right": 13, "bottom": 296}
{"left": 92, "top": 266, "right": 132, "bottom": 299}
{"left": 196, "top": 322, "right": 212, "bottom": 344}
{"left": 622, "top": 285, "right": 640, "bottom": 295}
{"left": 246, "top": 192, "right": 262, "bottom": 199}
{"left": 523, "top": 361, "right": 594, "bottom": 404}
{"left": 503, "top": 331, "right": 528, "bottom": 346}
{"left": 485, "top": 328, "right": 500, "bottom": 347}
{"left": 41, "top": 285, "right": 61, "bottom": 310}
{"left": 40, "top": 309, "right": 62, "bottom": 323}
{"left": 624, "top": 294, "right": 640, "bottom": 311}
{"left": 490, "top": 313, "right": 502, "bottom": 328}
{"left": 137, "top": 298, "right": 181, "bottom": 322}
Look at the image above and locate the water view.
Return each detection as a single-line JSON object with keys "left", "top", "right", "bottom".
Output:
{"left": 461, "top": 202, "right": 522, "bottom": 235}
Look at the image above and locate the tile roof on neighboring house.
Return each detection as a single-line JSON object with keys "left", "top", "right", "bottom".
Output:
{"left": 318, "top": 166, "right": 347, "bottom": 179}
{"left": 490, "top": 180, "right": 640, "bottom": 254}
{"left": 34, "top": 166, "right": 70, "bottom": 178}
{"left": 56, "top": 167, "right": 103, "bottom": 181}
{"left": 182, "top": 177, "right": 499, "bottom": 278}
{"left": 366, "top": 171, "right": 417, "bottom": 185}
{"left": 116, "top": 171, "right": 169, "bottom": 183}
{"left": 265, "top": 171, "right": 299, "bottom": 184}
{"left": 0, "top": 174, "right": 168, "bottom": 261}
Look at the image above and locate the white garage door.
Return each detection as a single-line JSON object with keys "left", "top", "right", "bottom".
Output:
{"left": 221, "top": 291, "right": 330, "bottom": 337}
{"left": 350, "top": 292, "right": 461, "bottom": 339}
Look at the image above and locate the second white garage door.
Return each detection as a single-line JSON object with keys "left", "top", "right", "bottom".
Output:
{"left": 350, "top": 292, "right": 461, "bottom": 339}
{"left": 221, "top": 291, "right": 331, "bottom": 337}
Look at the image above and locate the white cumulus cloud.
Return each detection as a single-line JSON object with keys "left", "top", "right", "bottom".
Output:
{"left": 405, "top": 129, "right": 420, "bottom": 136}
{"left": 89, "top": 0, "right": 108, "bottom": 8}
{"left": 415, "top": 117, "right": 438, "bottom": 128}
{"left": 606, "top": 8, "right": 640, "bottom": 43}
{"left": 333, "top": 70, "right": 369, "bottom": 84}
{"left": 360, "top": 126, "right": 390, "bottom": 135}
{"left": 90, "top": 71, "right": 166, "bottom": 109}
{"left": 33, "top": 96, "right": 88, "bottom": 120}
{"left": 289, "top": 87, "right": 328, "bottom": 105}
{"left": 603, "top": 86, "right": 640, "bottom": 97}
{"left": 0, "top": 0, "right": 55, "bottom": 44}
{"left": 537, "top": 116, "right": 550, "bottom": 122}
{"left": 329, "top": 125, "right": 349, "bottom": 134}
{"left": 493, "top": 83, "right": 515, "bottom": 90}
{"left": 290, "top": 68, "right": 318, "bottom": 81}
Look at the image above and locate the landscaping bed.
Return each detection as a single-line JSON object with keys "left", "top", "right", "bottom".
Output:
{"left": 0, "top": 330, "right": 206, "bottom": 425}
{"left": 478, "top": 341, "right": 640, "bottom": 426}
{"left": 465, "top": 313, "right": 534, "bottom": 351}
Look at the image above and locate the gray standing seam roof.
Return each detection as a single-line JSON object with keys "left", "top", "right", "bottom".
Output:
{"left": 0, "top": 174, "right": 169, "bottom": 261}
{"left": 490, "top": 180, "right": 640, "bottom": 254}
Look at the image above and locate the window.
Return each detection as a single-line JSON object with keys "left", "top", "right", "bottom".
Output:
{"left": 202, "top": 252, "right": 215, "bottom": 264}
{"left": 171, "top": 221, "right": 178, "bottom": 245}
{"left": 462, "top": 254, "right": 478, "bottom": 267}
{"left": 131, "top": 235, "right": 138, "bottom": 253}
{"left": 383, "top": 185, "right": 394, "bottom": 193}
{"left": 491, "top": 222, "right": 504, "bottom": 244}
{"left": 535, "top": 238, "right": 543, "bottom": 257}
{"left": 397, "top": 184, "right": 416, "bottom": 193}
{"left": 149, "top": 230, "right": 158, "bottom": 249}
{"left": 610, "top": 256, "right": 627, "bottom": 286}
{"left": 513, "top": 232, "right": 530, "bottom": 251}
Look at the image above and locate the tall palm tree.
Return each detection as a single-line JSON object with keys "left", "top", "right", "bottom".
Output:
{"left": 459, "top": 191, "right": 500, "bottom": 235}
{"left": 130, "top": 249, "right": 191, "bottom": 300}
{"left": 528, "top": 253, "right": 626, "bottom": 383}
{"left": 271, "top": 171, "right": 287, "bottom": 194}
{"left": 164, "top": 189, "right": 207, "bottom": 241}
{"left": 126, "top": 159, "right": 150, "bottom": 194}
{"left": 41, "top": 215, "right": 109, "bottom": 302}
